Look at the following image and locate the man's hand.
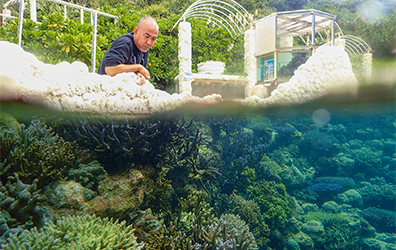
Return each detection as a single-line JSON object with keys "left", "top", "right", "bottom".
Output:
{"left": 136, "top": 73, "right": 146, "bottom": 85}
{"left": 105, "top": 64, "right": 151, "bottom": 81}
{"left": 137, "top": 65, "right": 150, "bottom": 80}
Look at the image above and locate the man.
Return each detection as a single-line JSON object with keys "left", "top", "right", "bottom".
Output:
{"left": 97, "top": 16, "right": 159, "bottom": 85}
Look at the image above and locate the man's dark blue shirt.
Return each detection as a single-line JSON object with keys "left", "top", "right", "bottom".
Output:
{"left": 97, "top": 32, "right": 149, "bottom": 75}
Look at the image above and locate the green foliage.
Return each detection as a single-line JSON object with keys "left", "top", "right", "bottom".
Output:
{"left": 0, "top": 1, "right": 246, "bottom": 92}
{"left": 0, "top": 116, "right": 80, "bottom": 187}
{"left": 1, "top": 214, "right": 143, "bottom": 249}
{"left": 305, "top": 0, "right": 396, "bottom": 60}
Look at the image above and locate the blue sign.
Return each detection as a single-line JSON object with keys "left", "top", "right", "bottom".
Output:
{"left": 264, "top": 59, "right": 274, "bottom": 81}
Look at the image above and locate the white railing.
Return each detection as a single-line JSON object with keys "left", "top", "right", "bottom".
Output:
{"left": 2, "top": 0, "right": 117, "bottom": 72}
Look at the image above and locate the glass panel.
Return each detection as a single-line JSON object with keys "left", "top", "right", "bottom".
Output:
{"left": 277, "top": 51, "right": 311, "bottom": 82}
{"left": 257, "top": 54, "right": 275, "bottom": 82}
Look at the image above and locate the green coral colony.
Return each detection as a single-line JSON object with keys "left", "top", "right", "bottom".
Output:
{"left": 0, "top": 108, "right": 395, "bottom": 250}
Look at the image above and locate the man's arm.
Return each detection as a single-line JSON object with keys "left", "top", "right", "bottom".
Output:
{"left": 105, "top": 64, "right": 150, "bottom": 80}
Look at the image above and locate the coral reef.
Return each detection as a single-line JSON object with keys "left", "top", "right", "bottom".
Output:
{"left": 158, "top": 213, "right": 258, "bottom": 250}
{"left": 0, "top": 117, "right": 79, "bottom": 187}
{"left": 68, "top": 160, "right": 108, "bottom": 191}
{"left": 227, "top": 193, "right": 270, "bottom": 247}
{"left": 362, "top": 207, "right": 396, "bottom": 234}
{"left": 245, "top": 180, "right": 291, "bottom": 228}
{"left": 88, "top": 168, "right": 148, "bottom": 218}
{"left": 44, "top": 180, "right": 96, "bottom": 211}
{"left": 0, "top": 174, "right": 47, "bottom": 239}
{"left": 309, "top": 177, "right": 355, "bottom": 194}
{"left": 336, "top": 189, "right": 363, "bottom": 208}
{"left": 357, "top": 181, "right": 396, "bottom": 210}
{"left": 64, "top": 116, "right": 206, "bottom": 173}
{"left": 302, "top": 130, "right": 339, "bottom": 157}
{"left": 1, "top": 214, "right": 143, "bottom": 249}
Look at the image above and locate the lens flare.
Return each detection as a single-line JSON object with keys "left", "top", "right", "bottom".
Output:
{"left": 358, "top": 0, "right": 390, "bottom": 24}
{"left": 312, "top": 109, "right": 331, "bottom": 126}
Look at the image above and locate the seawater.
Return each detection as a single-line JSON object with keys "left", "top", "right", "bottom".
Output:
{"left": 0, "top": 94, "right": 395, "bottom": 249}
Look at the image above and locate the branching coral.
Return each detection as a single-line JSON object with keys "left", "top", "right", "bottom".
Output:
{"left": 63, "top": 116, "right": 206, "bottom": 171}
{"left": 68, "top": 160, "right": 108, "bottom": 191}
{"left": 0, "top": 174, "right": 46, "bottom": 239}
{"left": 245, "top": 180, "right": 291, "bottom": 228}
{"left": 227, "top": 193, "right": 270, "bottom": 247}
{"left": 1, "top": 214, "right": 143, "bottom": 249}
{"left": 0, "top": 117, "right": 80, "bottom": 187}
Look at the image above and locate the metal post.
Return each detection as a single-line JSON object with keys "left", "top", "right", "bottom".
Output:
{"left": 274, "top": 15, "right": 277, "bottom": 80}
{"left": 64, "top": 5, "right": 67, "bottom": 20}
{"left": 91, "top": 11, "right": 97, "bottom": 73}
{"left": 17, "top": 0, "right": 25, "bottom": 47}
{"left": 331, "top": 19, "right": 335, "bottom": 46}
{"left": 311, "top": 12, "right": 315, "bottom": 46}
{"left": 30, "top": 0, "right": 37, "bottom": 22}
{"left": 80, "top": 9, "right": 84, "bottom": 24}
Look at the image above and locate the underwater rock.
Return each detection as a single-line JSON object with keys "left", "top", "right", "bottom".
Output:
{"left": 336, "top": 189, "right": 363, "bottom": 208}
{"left": 88, "top": 168, "right": 146, "bottom": 218}
{"left": 44, "top": 180, "right": 96, "bottom": 210}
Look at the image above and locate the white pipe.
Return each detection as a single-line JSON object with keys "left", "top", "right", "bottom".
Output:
{"left": 17, "top": 0, "right": 24, "bottom": 47}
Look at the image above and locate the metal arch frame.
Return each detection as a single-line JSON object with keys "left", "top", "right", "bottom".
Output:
{"left": 185, "top": 4, "right": 245, "bottom": 33}
{"left": 184, "top": 0, "right": 249, "bottom": 28}
{"left": 322, "top": 34, "right": 372, "bottom": 55}
{"left": 341, "top": 35, "right": 372, "bottom": 54}
{"left": 172, "top": 0, "right": 253, "bottom": 37}
{"left": 188, "top": 13, "right": 238, "bottom": 37}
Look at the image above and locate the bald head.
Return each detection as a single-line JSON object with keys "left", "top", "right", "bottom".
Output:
{"left": 138, "top": 16, "right": 159, "bottom": 29}
{"left": 133, "top": 17, "right": 159, "bottom": 52}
